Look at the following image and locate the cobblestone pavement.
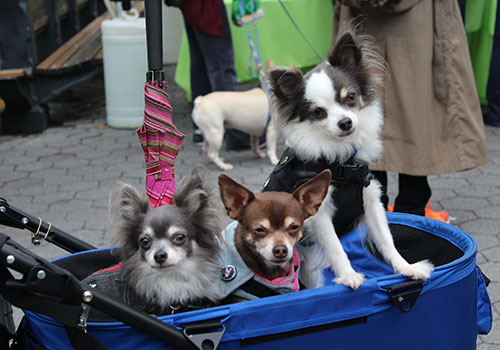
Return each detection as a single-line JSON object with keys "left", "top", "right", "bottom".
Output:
{"left": 0, "top": 65, "right": 499, "bottom": 347}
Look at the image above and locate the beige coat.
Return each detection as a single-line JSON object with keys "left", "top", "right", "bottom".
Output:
{"left": 333, "top": 0, "right": 488, "bottom": 175}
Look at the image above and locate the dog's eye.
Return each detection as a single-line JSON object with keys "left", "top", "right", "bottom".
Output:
{"left": 345, "top": 92, "right": 356, "bottom": 106}
{"left": 173, "top": 234, "right": 186, "bottom": 245}
{"left": 289, "top": 224, "right": 300, "bottom": 235}
{"left": 253, "top": 227, "right": 267, "bottom": 237}
{"left": 139, "top": 237, "right": 151, "bottom": 250}
{"left": 312, "top": 107, "right": 327, "bottom": 120}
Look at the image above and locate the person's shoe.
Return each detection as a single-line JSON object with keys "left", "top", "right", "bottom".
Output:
{"left": 424, "top": 202, "right": 450, "bottom": 223}
{"left": 482, "top": 110, "right": 500, "bottom": 127}
{"left": 193, "top": 129, "right": 204, "bottom": 146}
{"left": 424, "top": 208, "right": 450, "bottom": 223}
{"left": 387, "top": 202, "right": 450, "bottom": 223}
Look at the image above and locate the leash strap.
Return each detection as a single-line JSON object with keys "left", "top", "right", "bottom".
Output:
{"left": 237, "top": 0, "right": 263, "bottom": 78}
{"left": 278, "top": 0, "right": 324, "bottom": 61}
{"left": 259, "top": 79, "right": 272, "bottom": 126}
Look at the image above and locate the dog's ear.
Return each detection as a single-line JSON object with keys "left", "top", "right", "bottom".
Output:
{"left": 265, "top": 58, "right": 276, "bottom": 70}
{"left": 292, "top": 170, "right": 331, "bottom": 218}
{"left": 174, "top": 165, "right": 212, "bottom": 217}
{"left": 108, "top": 183, "right": 149, "bottom": 249}
{"left": 175, "top": 165, "right": 222, "bottom": 245}
{"left": 268, "top": 68, "right": 304, "bottom": 102}
{"left": 109, "top": 183, "right": 149, "bottom": 224}
{"left": 328, "top": 31, "right": 362, "bottom": 71}
{"left": 218, "top": 174, "right": 256, "bottom": 221}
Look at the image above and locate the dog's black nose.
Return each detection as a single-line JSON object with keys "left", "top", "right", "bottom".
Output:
{"left": 273, "top": 245, "right": 288, "bottom": 259}
{"left": 337, "top": 118, "right": 353, "bottom": 131}
{"left": 154, "top": 251, "right": 168, "bottom": 264}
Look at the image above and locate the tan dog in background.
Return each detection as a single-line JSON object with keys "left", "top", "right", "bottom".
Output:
{"left": 192, "top": 60, "right": 279, "bottom": 171}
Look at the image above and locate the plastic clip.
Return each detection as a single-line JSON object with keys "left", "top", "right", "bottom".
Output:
{"left": 78, "top": 305, "right": 90, "bottom": 331}
{"left": 183, "top": 320, "right": 225, "bottom": 350}
{"left": 387, "top": 280, "right": 424, "bottom": 313}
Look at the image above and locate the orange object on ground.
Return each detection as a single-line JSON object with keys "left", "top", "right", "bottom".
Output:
{"left": 387, "top": 202, "right": 450, "bottom": 223}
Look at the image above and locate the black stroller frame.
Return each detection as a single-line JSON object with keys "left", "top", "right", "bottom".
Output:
{"left": 0, "top": 1, "right": 225, "bottom": 349}
{"left": 0, "top": 198, "right": 225, "bottom": 350}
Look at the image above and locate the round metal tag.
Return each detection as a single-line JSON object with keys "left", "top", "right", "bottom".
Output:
{"left": 221, "top": 265, "right": 237, "bottom": 282}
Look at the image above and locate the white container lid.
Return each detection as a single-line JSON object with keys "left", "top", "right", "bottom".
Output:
{"left": 102, "top": 17, "right": 146, "bottom": 36}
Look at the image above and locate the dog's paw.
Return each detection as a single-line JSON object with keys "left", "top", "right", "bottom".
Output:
{"left": 269, "top": 155, "right": 279, "bottom": 165}
{"left": 396, "top": 260, "right": 434, "bottom": 281}
{"left": 256, "top": 151, "right": 266, "bottom": 159}
{"left": 218, "top": 163, "right": 234, "bottom": 171}
{"left": 335, "top": 271, "right": 365, "bottom": 290}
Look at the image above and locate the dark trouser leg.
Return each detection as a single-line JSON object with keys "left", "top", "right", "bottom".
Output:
{"left": 371, "top": 170, "right": 389, "bottom": 210}
{"left": 393, "top": 173, "right": 431, "bottom": 217}
{"left": 190, "top": 1, "right": 250, "bottom": 148}
{"left": 184, "top": 20, "right": 211, "bottom": 136}
{"left": 457, "top": 0, "right": 466, "bottom": 23}
{"left": 185, "top": 21, "right": 212, "bottom": 102}
{"left": 486, "top": 0, "right": 500, "bottom": 127}
{"left": 217, "top": 1, "right": 250, "bottom": 149}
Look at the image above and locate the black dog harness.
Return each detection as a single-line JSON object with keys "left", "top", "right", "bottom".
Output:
{"left": 82, "top": 265, "right": 212, "bottom": 321}
{"left": 262, "top": 148, "right": 373, "bottom": 236}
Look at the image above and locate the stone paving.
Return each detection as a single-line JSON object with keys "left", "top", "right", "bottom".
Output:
{"left": 0, "top": 65, "right": 499, "bottom": 347}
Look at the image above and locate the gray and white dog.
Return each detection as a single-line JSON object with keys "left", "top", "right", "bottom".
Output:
{"left": 84, "top": 165, "right": 223, "bottom": 318}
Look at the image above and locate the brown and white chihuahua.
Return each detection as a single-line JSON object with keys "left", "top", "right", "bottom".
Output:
{"left": 217, "top": 170, "right": 331, "bottom": 301}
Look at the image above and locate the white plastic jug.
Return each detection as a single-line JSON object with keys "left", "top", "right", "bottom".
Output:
{"left": 101, "top": 10, "right": 147, "bottom": 129}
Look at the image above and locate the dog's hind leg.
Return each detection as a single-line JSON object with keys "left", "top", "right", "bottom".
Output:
{"left": 207, "top": 144, "right": 233, "bottom": 171}
{"left": 251, "top": 135, "right": 266, "bottom": 159}
{"left": 204, "top": 127, "right": 234, "bottom": 171}
{"left": 362, "top": 181, "right": 434, "bottom": 280}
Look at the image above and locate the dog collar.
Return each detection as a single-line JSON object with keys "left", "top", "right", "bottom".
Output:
{"left": 251, "top": 248, "right": 301, "bottom": 293}
{"left": 263, "top": 148, "right": 371, "bottom": 191}
{"left": 219, "top": 221, "right": 302, "bottom": 300}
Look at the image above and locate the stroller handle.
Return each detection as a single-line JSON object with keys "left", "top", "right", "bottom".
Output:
{"left": 0, "top": 198, "right": 95, "bottom": 253}
{"left": 0, "top": 233, "right": 196, "bottom": 350}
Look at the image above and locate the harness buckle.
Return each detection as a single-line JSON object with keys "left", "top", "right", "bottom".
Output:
{"left": 77, "top": 305, "right": 90, "bottom": 331}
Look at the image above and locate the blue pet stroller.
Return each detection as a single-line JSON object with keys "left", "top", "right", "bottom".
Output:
{"left": 0, "top": 0, "right": 493, "bottom": 348}
{"left": 0, "top": 198, "right": 493, "bottom": 349}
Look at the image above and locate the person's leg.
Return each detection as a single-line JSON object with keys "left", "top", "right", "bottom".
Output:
{"left": 185, "top": 22, "right": 212, "bottom": 102}
{"left": 485, "top": 1, "right": 500, "bottom": 127}
{"left": 194, "top": 1, "right": 250, "bottom": 149}
{"left": 371, "top": 170, "right": 389, "bottom": 210}
{"left": 184, "top": 21, "right": 211, "bottom": 144}
{"left": 457, "top": 0, "right": 466, "bottom": 23}
{"left": 393, "top": 173, "right": 431, "bottom": 216}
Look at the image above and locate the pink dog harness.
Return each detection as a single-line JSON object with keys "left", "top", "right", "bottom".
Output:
{"left": 137, "top": 81, "right": 185, "bottom": 207}
{"left": 252, "top": 248, "right": 301, "bottom": 293}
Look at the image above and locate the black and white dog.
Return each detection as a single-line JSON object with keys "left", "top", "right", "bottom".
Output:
{"left": 264, "top": 29, "right": 433, "bottom": 290}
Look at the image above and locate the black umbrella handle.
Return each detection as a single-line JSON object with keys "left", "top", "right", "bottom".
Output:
{"left": 144, "top": 0, "right": 165, "bottom": 83}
